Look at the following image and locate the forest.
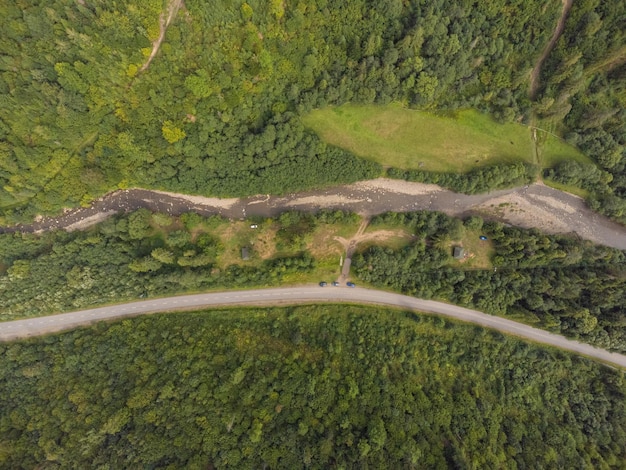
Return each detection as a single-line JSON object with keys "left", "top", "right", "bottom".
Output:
{"left": 1, "top": 0, "right": 623, "bottom": 224}
{"left": 0, "top": 208, "right": 351, "bottom": 320}
{"left": 3, "top": 208, "right": 626, "bottom": 354}
{"left": 536, "top": 0, "right": 626, "bottom": 223}
{"left": 388, "top": 162, "right": 537, "bottom": 195}
{"left": 1, "top": 305, "right": 625, "bottom": 468}
{"left": 352, "top": 210, "right": 626, "bottom": 352}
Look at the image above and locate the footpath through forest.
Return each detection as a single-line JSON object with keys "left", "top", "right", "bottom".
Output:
{"left": 3, "top": 179, "right": 626, "bottom": 250}
{"left": 529, "top": 0, "right": 573, "bottom": 99}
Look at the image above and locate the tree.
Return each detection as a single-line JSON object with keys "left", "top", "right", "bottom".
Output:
{"left": 129, "top": 257, "right": 162, "bottom": 272}
{"left": 161, "top": 121, "right": 186, "bottom": 144}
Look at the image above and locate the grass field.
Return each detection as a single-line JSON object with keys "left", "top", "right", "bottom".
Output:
{"left": 448, "top": 229, "right": 495, "bottom": 270}
{"left": 534, "top": 124, "right": 592, "bottom": 168}
{"left": 303, "top": 103, "right": 593, "bottom": 173}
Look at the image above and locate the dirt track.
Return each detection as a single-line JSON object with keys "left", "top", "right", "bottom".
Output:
{"left": 529, "top": 0, "right": 573, "bottom": 99}
{"left": 2, "top": 179, "right": 626, "bottom": 250}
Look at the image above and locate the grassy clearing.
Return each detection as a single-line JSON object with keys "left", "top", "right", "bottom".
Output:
{"left": 535, "top": 126, "right": 593, "bottom": 168}
{"left": 208, "top": 216, "right": 362, "bottom": 280}
{"left": 303, "top": 103, "right": 534, "bottom": 172}
{"left": 145, "top": 211, "right": 492, "bottom": 286}
{"left": 203, "top": 215, "right": 418, "bottom": 284}
{"left": 447, "top": 229, "right": 495, "bottom": 270}
{"left": 303, "top": 103, "right": 595, "bottom": 174}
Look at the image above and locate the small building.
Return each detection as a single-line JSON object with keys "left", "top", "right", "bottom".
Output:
{"left": 241, "top": 247, "right": 250, "bottom": 261}
{"left": 453, "top": 246, "right": 465, "bottom": 260}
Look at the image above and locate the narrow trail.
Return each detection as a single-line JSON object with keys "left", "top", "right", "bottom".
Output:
{"left": 139, "top": 0, "right": 183, "bottom": 73}
{"left": 529, "top": 0, "right": 573, "bottom": 100}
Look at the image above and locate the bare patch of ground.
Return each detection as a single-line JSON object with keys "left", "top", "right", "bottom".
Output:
{"left": 476, "top": 193, "right": 572, "bottom": 233}
{"left": 531, "top": 193, "right": 580, "bottom": 214}
{"left": 286, "top": 195, "right": 365, "bottom": 207}
{"left": 333, "top": 218, "right": 412, "bottom": 278}
{"left": 64, "top": 211, "right": 117, "bottom": 232}
{"left": 352, "top": 178, "right": 442, "bottom": 196}
{"left": 351, "top": 229, "right": 413, "bottom": 249}
{"left": 307, "top": 227, "right": 346, "bottom": 259}
{"left": 253, "top": 228, "right": 279, "bottom": 260}
{"left": 149, "top": 189, "right": 238, "bottom": 209}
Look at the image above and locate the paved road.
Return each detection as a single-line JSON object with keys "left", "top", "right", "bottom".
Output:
{"left": 1, "top": 287, "right": 625, "bottom": 368}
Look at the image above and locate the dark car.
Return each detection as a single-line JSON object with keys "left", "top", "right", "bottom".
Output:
{"left": 346, "top": 282, "right": 356, "bottom": 288}
{"left": 332, "top": 281, "right": 340, "bottom": 286}
{"left": 319, "top": 282, "right": 328, "bottom": 287}
{"left": 479, "top": 235, "right": 488, "bottom": 241}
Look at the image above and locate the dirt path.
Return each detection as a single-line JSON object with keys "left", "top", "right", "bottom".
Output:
{"left": 529, "top": 0, "right": 573, "bottom": 100}
{"left": 139, "top": 0, "right": 183, "bottom": 73}
{"left": 334, "top": 219, "right": 370, "bottom": 281}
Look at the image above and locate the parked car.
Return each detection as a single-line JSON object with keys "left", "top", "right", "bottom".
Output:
{"left": 250, "top": 224, "right": 258, "bottom": 229}
{"left": 319, "top": 281, "right": 328, "bottom": 287}
{"left": 346, "top": 282, "right": 356, "bottom": 288}
{"left": 479, "top": 235, "right": 488, "bottom": 240}
{"left": 332, "top": 281, "right": 340, "bottom": 286}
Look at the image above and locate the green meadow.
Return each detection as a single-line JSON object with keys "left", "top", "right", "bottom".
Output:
{"left": 303, "top": 104, "right": 593, "bottom": 173}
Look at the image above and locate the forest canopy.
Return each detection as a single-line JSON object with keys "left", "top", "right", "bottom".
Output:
{"left": 3, "top": 0, "right": 623, "bottom": 223}
{"left": 1, "top": 305, "right": 625, "bottom": 468}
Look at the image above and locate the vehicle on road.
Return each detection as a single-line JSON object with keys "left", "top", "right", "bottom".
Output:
{"left": 332, "top": 281, "right": 340, "bottom": 286}
{"left": 347, "top": 282, "right": 356, "bottom": 287}
{"left": 319, "top": 282, "right": 327, "bottom": 287}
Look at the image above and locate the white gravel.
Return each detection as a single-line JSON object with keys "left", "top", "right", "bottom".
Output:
{"left": 351, "top": 178, "right": 442, "bottom": 195}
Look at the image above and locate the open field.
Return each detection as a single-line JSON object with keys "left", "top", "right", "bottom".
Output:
{"left": 303, "top": 104, "right": 534, "bottom": 172}
{"left": 446, "top": 229, "right": 495, "bottom": 270}
{"left": 538, "top": 133, "right": 592, "bottom": 167}
{"left": 303, "top": 104, "right": 594, "bottom": 173}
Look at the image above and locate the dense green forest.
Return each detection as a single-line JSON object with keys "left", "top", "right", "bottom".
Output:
{"left": 353, "top": 211, "right": 626, "bottom": 352}
{"left": 388, "top": 162, "right": 537, "bottom": 195}
{"left": 3, "top": 208, "right": 626, "bottom": 353}
{"left": 3, "top": 0, "right": 608, "bottom": 224}
{"left": 536, "top": 0, "right": 626, "bottom": 222}
{"left": 1, "top": 305, "right": 625, "bottom": 468}
{"left": 0, "top": 208, "right": 355, "bottom": 319}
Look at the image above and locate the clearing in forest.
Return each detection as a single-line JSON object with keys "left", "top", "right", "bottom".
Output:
{"left": 303, "top": 103, "right": 590, "bottom": 172}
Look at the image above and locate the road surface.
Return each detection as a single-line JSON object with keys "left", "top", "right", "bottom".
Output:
{"left": 1, "top": 287, "right": 625, "bottom": 368}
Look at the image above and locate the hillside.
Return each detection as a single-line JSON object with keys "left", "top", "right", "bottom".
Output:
{"left": 1, "top": 306, "right": 625, "bottom": 468}
{"left": 2, "top": 0, "right": 605, "bottom": 224}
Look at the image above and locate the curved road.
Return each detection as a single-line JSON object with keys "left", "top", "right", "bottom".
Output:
{"left": 1, "top": 287, "right": 625, "bottom": 368}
